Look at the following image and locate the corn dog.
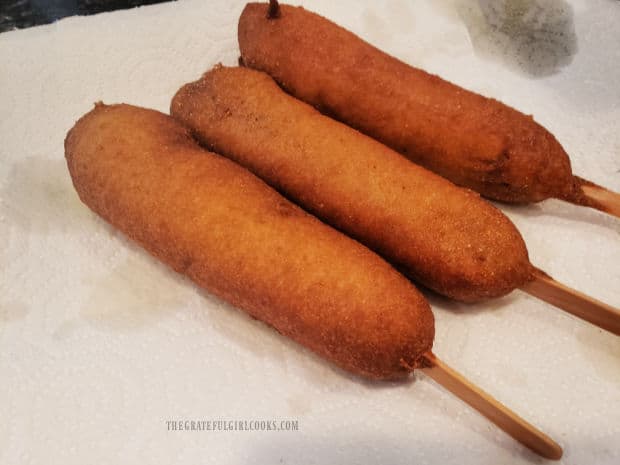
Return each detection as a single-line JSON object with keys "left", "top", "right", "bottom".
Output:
{"left": 65, "top": 103, "right": 565, "bottom": 458}
{"left": 237, "top": 1, "right": 604, "bottom": 210}
{"left": 64, "top": 103, "right": 434, "bottom": 380}
{"left": 171, "top": 65, "right": 532, "bottom": 302}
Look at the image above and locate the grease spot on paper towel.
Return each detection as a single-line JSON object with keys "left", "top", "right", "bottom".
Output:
{"left": 362, "top": 9, "right": 391, "bottom": 45}
{"left": 82, "top": 255, "right": 189, "bottom": 330}
{"left": 576, "top": 325, "right": 620, "bottom": 385}
{"left": 1, "top": 157, "right": 90, "bottom": 234}
{"left": 362, "top": 0, "right": 414, "bottom": 45}
{"left": 286, "top": 394, "right": 312, "bottom": 416}
{"left": 492, "top": 361, "right": 529, "bottom": 388}
{"left": 386, "top": 0, "right": 415, "bottom": 31}
{"left": 451, "top": 0, "right": 577, "bottom": 77}
{"left": 0, "top": 300, "right": 29, "bottom": 324}
{"left": 53, "top": 254, "right": 189, "bottom": 339}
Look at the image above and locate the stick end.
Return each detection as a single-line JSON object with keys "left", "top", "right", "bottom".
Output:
{"left": 539, "top": 440, "right": 563, "bottom": 461}
{"left": 267, "top": 0, "right": 281, "bottom": 19}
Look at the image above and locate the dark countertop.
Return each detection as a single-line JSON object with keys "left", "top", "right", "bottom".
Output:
{"left": 0, "top": 0, "right": 173, "bottom": 32}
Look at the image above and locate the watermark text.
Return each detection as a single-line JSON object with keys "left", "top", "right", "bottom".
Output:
{"left": 166, "top": 418, "right": 299, "bottom": 432}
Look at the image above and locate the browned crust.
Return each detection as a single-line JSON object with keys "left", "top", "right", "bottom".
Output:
{"left": 238, "top": 3, "right": 578, "bottom": 204}
{"left": 64, "top": 103, "right": 434, "bottom": 380}
{"left": 171, "top": 65, "right": 533, "bottom": 302}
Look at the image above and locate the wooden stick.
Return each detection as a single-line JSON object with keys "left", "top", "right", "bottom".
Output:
{"left": 421, "top": 352, "right": 563, "bottom": 460}
{"left": 567, "top": 176, "right": 620, "bottom": 218}
{"left": 521, "top": 268, "right": 620, "bottom": 336}
{"left": 580, "top": 182, "right": 620, "bottom": 218}
{"left": 267, "top": 0, "right": 281, "bottom": 19}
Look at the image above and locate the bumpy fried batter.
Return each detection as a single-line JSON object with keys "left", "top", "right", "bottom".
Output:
{"left": 64, "top": 103, "right": 433, "bottom": 380}
{"left": 238, "top": 2, "right": 594, "bottom": 206}
{"left": 171, "top": 66, "right": 533, "bottom": 302}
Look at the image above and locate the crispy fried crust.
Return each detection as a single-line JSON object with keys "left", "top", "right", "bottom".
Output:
{"left": 171, "top": 66, "right": 533, "bottom": 302}
{"left": 238, "top": 3, "right": 582, "bottom": 204}
{"left": 64, "top": 103, "right": 434, "bottom": 380}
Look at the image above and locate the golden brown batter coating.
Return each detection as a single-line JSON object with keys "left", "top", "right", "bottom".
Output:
{"left": 64, "top": 103, "right": 434, "bottom": 380}
{"left": 238, "top": 2, "right": 594, "bottom": 207}
{"left": 171, "top": 66, "right": 532, "bottom": 302}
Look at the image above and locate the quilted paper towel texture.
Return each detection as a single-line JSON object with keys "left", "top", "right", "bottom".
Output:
{"left": 0, "top": 0, "right": 619, "bottom": 464}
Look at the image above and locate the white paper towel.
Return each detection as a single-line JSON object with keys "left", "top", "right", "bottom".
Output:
{"left": 1, "top": 0, "right": 619, "bottom": 463}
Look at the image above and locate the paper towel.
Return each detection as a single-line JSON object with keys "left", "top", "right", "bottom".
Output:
{"left": 0, "top": 0, "right": 619, "bottom": 463}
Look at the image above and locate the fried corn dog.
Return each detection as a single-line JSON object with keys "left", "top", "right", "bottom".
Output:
{"left": 237, "top": 1, "right": 603, "bottom": 209}
{"left": 171, "top": 66, "right": 532, "bottom": 302}
{"left": 64, "top": 103, "right": 434, "bottom": 380}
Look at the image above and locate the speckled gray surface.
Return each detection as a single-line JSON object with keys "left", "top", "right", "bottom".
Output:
{"left": 1, "top": 0, "right": 619, "bottom": 463}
